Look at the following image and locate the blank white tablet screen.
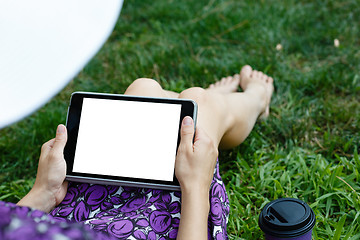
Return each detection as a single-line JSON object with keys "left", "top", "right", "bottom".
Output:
{"left": 72, "top": 98, "right": 181, "bottom": 182}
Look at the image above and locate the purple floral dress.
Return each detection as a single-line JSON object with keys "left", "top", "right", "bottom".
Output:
{"left": 1, "top": 161, "right": 229, "bottom": 240}
{"left": 50, "top": 161, "right": 229, "bottom": 239}
{"left": 0, "top": 201, "right": 116, "bottom": 240}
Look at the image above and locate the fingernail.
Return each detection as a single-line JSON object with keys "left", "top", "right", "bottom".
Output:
{"left": 183, "top": 117, "right": 193, "bottom": 126}
{"left": 57, "top": 124, "right": 65, "bottom": 134}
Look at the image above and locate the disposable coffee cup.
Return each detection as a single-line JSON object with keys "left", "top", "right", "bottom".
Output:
{"left": 258, "top": 198, "right": 316, "bottom": 239}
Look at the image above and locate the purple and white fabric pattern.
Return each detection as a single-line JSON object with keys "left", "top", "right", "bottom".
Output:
{"left": 0, "top": 201, "right": 115, "bottom": 240}
{"left": 50, "top": 160, "right": 230, "bottom": 240}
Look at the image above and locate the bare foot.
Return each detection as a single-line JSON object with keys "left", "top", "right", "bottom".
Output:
{"left": 240, "top": 65, "right": 274, "bottom": 119}
{"left": 208, "top": 74, "right": 240, "bottom": 93}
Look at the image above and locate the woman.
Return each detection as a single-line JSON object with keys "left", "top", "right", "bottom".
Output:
{"left": 3, "top": 65, "right": 274, "bottom": 240}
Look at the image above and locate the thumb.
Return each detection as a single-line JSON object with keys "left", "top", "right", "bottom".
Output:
{"left": 52, "top": 124, "right": 68, "bottom": 155}
{"left": 179, "top": 116, "right": 194, "bottom": 151}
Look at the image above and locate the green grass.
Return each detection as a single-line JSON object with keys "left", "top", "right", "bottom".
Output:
{"left": 1, "top": 0, "right": 359, "bottom": 239}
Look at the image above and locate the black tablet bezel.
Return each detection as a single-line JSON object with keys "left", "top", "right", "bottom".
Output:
{"left": 64, "top": 92, "right": 197, "bottom": 190}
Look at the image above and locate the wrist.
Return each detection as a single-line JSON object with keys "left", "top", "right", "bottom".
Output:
{"left": 181, "top": 185, "right": 210, "bottom": 210}
{"left": 180, "top": 181, "right": 211, "bottom": 195}
{"left": 17, "top": 186, "right": 56, "bottom": 213}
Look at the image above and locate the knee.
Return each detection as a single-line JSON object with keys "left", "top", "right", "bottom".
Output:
{"left": 179, "top": 87, "right": 208, "bottom": 105}
{"left": 130, "top": 78, "right": 161, "bottom": 89}
{"left": 179, "top": 87, "right": 230, "bottom": 122}
{"left": 126, "top": 78, "right": 162, "bottom": 94}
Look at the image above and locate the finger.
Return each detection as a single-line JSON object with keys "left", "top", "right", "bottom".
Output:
{"left": 193, "top": 126, "right": 203, "bottom": 144}
{"left": 179, "top": 116, "right": 195, "bottom": 152}
{"left": 51, "top": 124, "right": 68, "bottom": 156}
{"left": 193, "top": 126, "right": 211, "bottom": 147}
{"left": 40, "top": 138, "right": 56, "bottom": 158}
{"left": 193, "top": 127, "right": 218, "bottom": 161}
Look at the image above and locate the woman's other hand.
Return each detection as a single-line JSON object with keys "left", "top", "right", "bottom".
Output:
{"left": 175, "top": 116, "right": 218, "bottom": 240}
{"left": 175, "top": 116, "right": 218, "bottom": 193}
{"left": 18, "top": 124, "right": 68, "bottom": 213}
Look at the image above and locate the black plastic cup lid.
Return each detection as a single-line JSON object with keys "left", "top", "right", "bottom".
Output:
{"left": 258, "top": 198, "right": 316, "bottom": 238}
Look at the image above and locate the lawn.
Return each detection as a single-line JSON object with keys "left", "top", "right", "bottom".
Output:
{"left": 1, "top": 0, "right": 359, "bottom": 239}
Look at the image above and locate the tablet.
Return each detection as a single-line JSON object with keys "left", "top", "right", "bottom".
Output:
{"left": 64, "top": 92, "right": 197, "bottom": 191}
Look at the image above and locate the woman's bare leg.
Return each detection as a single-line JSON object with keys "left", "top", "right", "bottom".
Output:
{"left": 124, "top": 65, "right": 274, "bottom": 149}
{"left": 206, "top": 65, "right": 274, "bottom": 148}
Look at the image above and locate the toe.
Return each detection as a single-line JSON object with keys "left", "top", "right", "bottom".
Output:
{"left": 226, "top": 76, "right": 232, "bottom": 84}
{"left": 233, "top": 74, "right": 240, "bottom": 83}
{"left": 240, "top": 65, "right": 252, "bottom": 79}
{"left": 261, "top": 73, "right": 268, "bottom": 81}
